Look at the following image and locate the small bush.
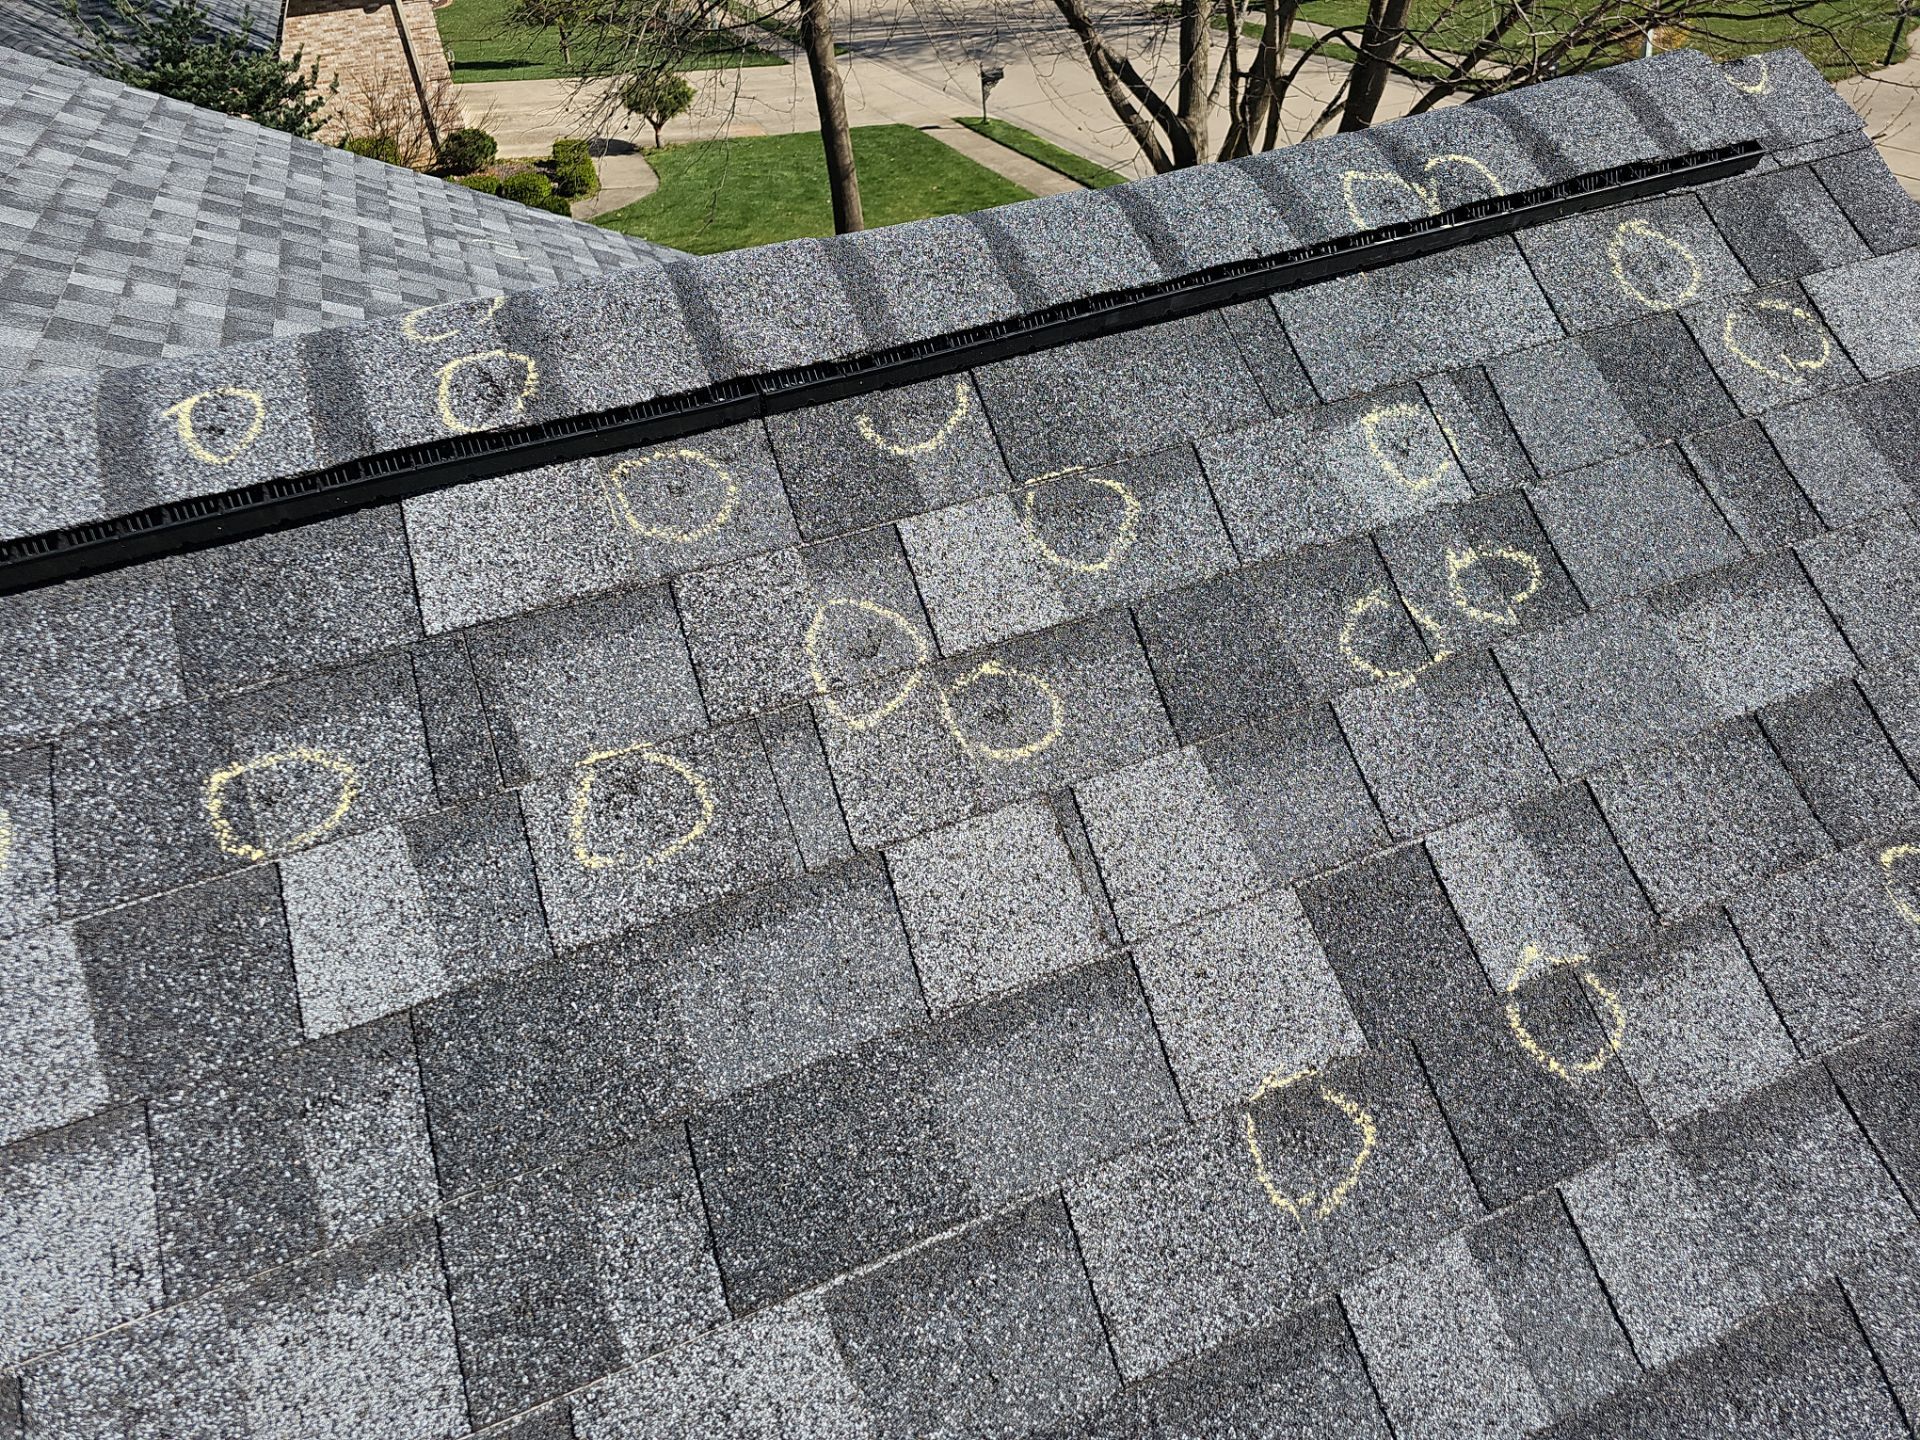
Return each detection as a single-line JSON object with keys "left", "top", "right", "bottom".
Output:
{"left": 438, "top": 126, "right": 498, "bottom": 175}
{"left": 550, "top": 138, "right": 598, "bottom": 198}
{"left": 455, "top": 173, "right": 501, "bottom": 194}
{"left": 498, "top": 169, "right": 553, "bottom": 204}
{"left": 535, "top": 194, "right": 573, "bottom": 215}
{"left": 343, "top": 134, "right": 403, "bottom": 165}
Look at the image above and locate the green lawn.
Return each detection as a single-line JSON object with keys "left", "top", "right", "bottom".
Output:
{"left": 1215, "top": 0, "right": 1900, "bottom": 78}
{"left": 955, "top": 116, "right": 1129, "bottom": 189}
{"left": 593, "top": 125, "right": 1034, "bottom": 253}
{"left": 436, "top": 0, "right": 783, "bottom": 82}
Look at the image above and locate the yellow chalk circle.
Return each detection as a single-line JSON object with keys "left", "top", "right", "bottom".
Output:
{"left": 1340, "top": 589, "right": 1452, "bottom": 689}
{"left": 1727, "top": 56, "right": 1771, "bottom": 94}
{"left": 609, "top": 448, "right": 738, "bottom": 543}
{"left": 1243, "top": 1066, "right": 1378, "bottom": 1224}
{"left": 435, "top": 349, "right": 539, "bottom": 434}
{"left": 1021, "top": 467, "right": 1142, "bottom": 574}
{"left": 1341, "top": 153, "right": 1504, "bottom": 230}
{"left": 1879, "top": 843, "right": 1920, "bottom": 926}
{"left": 938, "top": 658, "right": 1064, "bottom": 762}
{"left": 1607, "top": 219, "right": 1704, "bottom": 312}
{"left": 805, "top": 599, "right": 931, "bottom": 733}
{"left": 567, "top": 743, "right": 715, "bottom": 871}
{"left": 164, "top": 387, "right": 267, "bottom": 465}
{"left": 1359, "top": 402, "right": 1456, "bottom": 495}
{"left": 1445, "top": 544, "right": 1543, "bottom": 627}
{"left": 1721, "top": 299, "right": 1832, "bottom": 386}
{"left": 1503, "top": 943, "right": 1626, "bottom": 1082}
{"left": 401, "top": 295, "right": 505, "bottom": 344}
{"left": 855, "top": 379, "right": 971, "bottom": 456}
{"left": 203, "top": 748, "right": 361, "bottom": 863}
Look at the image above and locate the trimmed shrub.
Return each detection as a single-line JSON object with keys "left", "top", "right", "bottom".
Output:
{"left": 438, "top": 126, "right": 498, "bottom": 175}
{"left": 498, "top": 169, "right": 553, "bottom": 205}
{"left": 535, "top": 194, "right": 573, "bottom": 215}
{"left": 455, "top": 173, "right": 501, "bottom": 194}
{"left": 343, "top": 134, "right": 402, "bottom": 165}
{"left": 550, "top": 138, "right": 598, "bottom": 198}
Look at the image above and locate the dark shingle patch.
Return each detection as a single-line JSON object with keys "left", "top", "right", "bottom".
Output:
{"left": 1827, "top": 1013, "right": 1920, "bottom": 1205}
{"left": 73, "top": 865, "right": 298, "bottom": 1098}
{"left": 1050, "top": 1298, "right": 1390, "bottom": 1439}
{"left": 764, "top": 374, "right": 1008, "bottom": 541}
{"left": 1216, "top": 298, "right": 1318, "bottom": 416}
{"left": 20, "top": 1219, "right": 467, "bottom": 1440}
{"left": 1066, "top": 1038, "right": 1479, "bottom": 1378}
{"left": 467, "top": 584, "right": 706, "bottom": 784}
{"left": 676, "top": 529, "right": 931, "bottom": 720}
{"left": 932, "top": 956, "right": 1185, "bottom": 1206}
{"left": 1374, "top": 491, "right": 1585, "bottom": 649}
{"left": 437, "top": 1127, "right": 725, "bottom": 1426}
{"left": 1541, "top": 1284, "right": 1908, "bottom": 1440}
{"left": 755, "top": 705, "right": 855, "bottom": 870}
{"left": 818, "top": 609, "right": 1174, "bottom": 850}
{"left": 825, "top": 1195, "right": 1118, "bottom": 1440}
{"left": 404, "top": 425, "right": 798, "bottom": 635}
{"left": 1763, "top": 380, "right": 1920, "bottom": 526}
{"left": 1589, "top": 719, "right": 1829, "bottom": 916}
{"left": 1334, "top": 649, "right": 1556, "bottom": 837}
{"left": 1840, "top": 1231, "right": 1920, "bottom": 1428}
{"left": 413, "top": 946, "right": 697, "bottom": 1195}
{"left": 1804, "top": 247, "right": 1920, "bottom": 378}
{"left": 1344, "top": 1232, "right": 1551, "bottom": 1439}
{"left": 689, "top": 1030, "right": 977, "bottom": 1313}
{"left": 1815, "top": 148, "right": 1920, "bottom": 255}
{"left": 1199, "top": 384, "right": 1475, "bottom": 560}
{"left": 1515, "top": 194, "right": 1750, "bottom": 332}
{"left": 52, "top": 652, "right": 436, "bottom": 914}
{"left": 886, "top": 797, "right": 1107, "bottom": 1013}
{"left": 1486, "top": 338, "right": 1649, "bottom": 477}
{"left": 972, "top": 312, "right": 1269, "bottom": 476}
{"left": 1427, "top": 781, "right": 1655, "bottom": 988}
{"left": 1700, "top": 165, "right": 1872, "bottom": 283}
{"left": 410, "top": 635, "right": 503, "bottom": 805}
{"left": 0, "top": 1105, "right": 158, "bottom": 1368}
{"left": 1202, "top": 702, "right": 1393, "bottom": 886}
{"left": 279, "top": 794, "right": 550, "bottom": 1036}
{"left": 1583, "top": 311, "right": 1742, "bottom": 439}
{"left": 638, "top": 857, "right": 920, "bottom": 1096}
{"left": 1273, "top": 237, "right": 1562, "bottom": 401}
{"left": 1, "top": 564, "right": 181, "bottom": 745}
{"left": 1678, "top": 418, "right": 1824, "bottom": 549}
{"left": 1135, "top": 535, "right": 1420, "bottom": 745}
{"left": 1730, "top": 844, "right": 1920, "bottom": 1052}
{"left": 1466, "top": 1192, "right": 1642, "bottom": 1417}
{"left": 148, "top": 1016, "right": 435, "bottom": 1303}
{"left": 1760, "top": 678, "right": 1920, "bottom": 846}
{"left": 1130, "top": 891, "right": 1364, "bottom": 1118}
{"left": 1799, "top": 509, "right": 1920, "bottom": 667}
{"left": 901, "top": 444, "right": 1235, "bottom": 655}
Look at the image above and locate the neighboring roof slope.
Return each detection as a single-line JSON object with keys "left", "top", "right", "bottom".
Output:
{"left": 0, "top": 0, "right": 276, "bottom": 64}
{"left": 0, "top": 47, "right": 681, "bottom": 391}
{"left": 5, "top": 45, "right": 1920, "bottom": 1440}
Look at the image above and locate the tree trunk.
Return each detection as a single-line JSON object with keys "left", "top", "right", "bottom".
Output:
{"left": 800, "top": 0, "right": 862, "bottom": 232}
{"left": 1340, "top": 0, "right": 1413, "bottom": 131}
{"left": 1176, "top": 0, "right": 1209, "bottom": 158}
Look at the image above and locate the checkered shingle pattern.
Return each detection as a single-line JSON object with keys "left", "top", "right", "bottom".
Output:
{"left": 3, "top": 44, "right": 1920, "bottom": 1440}
{"left": 0, "top": 48, "right": 678, "bottom": 392}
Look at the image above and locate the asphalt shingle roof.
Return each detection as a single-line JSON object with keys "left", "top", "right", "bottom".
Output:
{"left": 0, "top": 47, "right": 681, "bottom": 393}
{"left": 2, "top": 40, "right": 1920, "bottom": 1440}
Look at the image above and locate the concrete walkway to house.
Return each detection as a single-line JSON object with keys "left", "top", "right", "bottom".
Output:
{"left": 569, "top": 144, "right": 661, "bottom": 219}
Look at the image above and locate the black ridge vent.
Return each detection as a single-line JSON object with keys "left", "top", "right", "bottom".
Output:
{"left": 0, "top": 140, "right": 1762, "bottom": 594}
